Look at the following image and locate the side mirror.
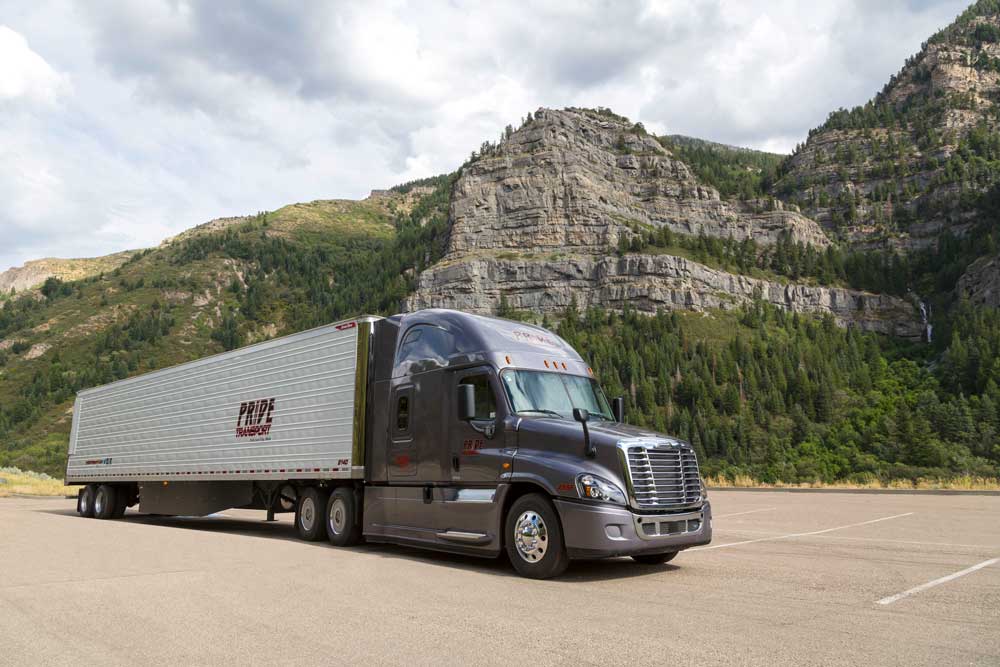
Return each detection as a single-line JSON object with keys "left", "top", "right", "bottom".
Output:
{"left": 611, "top": 396, "right": 624, "bottom": 423}
{"left": 457, "top": 384, "right": 476, "bottom": 421}
{"left": 573, "top": 408, "right": 596, "bottom": 458}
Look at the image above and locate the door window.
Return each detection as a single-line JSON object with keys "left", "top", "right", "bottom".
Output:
{"left": 461, "top": 373, "right": 497, "bottom": 421}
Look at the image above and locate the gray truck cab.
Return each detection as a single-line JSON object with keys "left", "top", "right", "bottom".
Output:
{"left": 362, "top": 309, "right": 712, "bottom": 578}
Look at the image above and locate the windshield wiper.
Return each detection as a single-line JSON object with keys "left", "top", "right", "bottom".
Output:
{"left": 518, "top": 409, "right": 563, "bottom": 418}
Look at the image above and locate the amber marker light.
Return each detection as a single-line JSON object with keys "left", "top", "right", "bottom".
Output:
{"left": 544, "top": 360, "right": 550, "bottom": 368}
{"left": 505, "top": 355, "right": 511, "bottom": 365}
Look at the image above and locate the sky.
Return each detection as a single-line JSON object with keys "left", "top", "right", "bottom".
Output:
{"left": 0, "top": 0, "right": 970, "bottom": 272}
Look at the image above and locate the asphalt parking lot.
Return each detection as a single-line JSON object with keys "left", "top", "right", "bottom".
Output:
{"left": 1, "top": 490, "right": 998, "bottom": 666}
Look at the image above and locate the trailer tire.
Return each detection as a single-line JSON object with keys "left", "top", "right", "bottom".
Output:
{"left": 504, "top": 493, "right": 569, "bottom": 579}
{"left": 79, "top": 485, "right": 96, "bottom": 518}
{"left": 295, "top": 487, "right": 329, "bottom": 542}
{"left": 631, "top": 551, "right": 678, "bottom": 565}
{"left": 326, "top": 487, "right": 362, "bottom": 547}
{"left": 94, "top": 485, "right": 117, "bottom": 520}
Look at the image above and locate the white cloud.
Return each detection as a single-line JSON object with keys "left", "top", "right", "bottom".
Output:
{"left": 0, "top": 0, "right": 974, "bottom": 272}
{"left": 0, "top": 25, "right": 67, "bottom": 105}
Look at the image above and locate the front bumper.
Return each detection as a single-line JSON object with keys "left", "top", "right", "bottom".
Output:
{"left": 554, "top": 499, "right": 712, "bottom": 560}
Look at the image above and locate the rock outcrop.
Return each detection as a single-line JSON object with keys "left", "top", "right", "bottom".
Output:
{"left": 958, "top": 253, "right": 1000, "bottom": 307}
{"left": 0, "top": 251, "right": 137, "bottom": 294}
{"left": 447, "top": 108, "right": 829, "bottom": 257}
{"left": 409, "top": 253, "right": 923, "bottom": 339}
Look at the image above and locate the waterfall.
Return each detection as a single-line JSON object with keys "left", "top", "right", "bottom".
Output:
{"left": 919, "top": 301, "right": 932, "bottom": 343}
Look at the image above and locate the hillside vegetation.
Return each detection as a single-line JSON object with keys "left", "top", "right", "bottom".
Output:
{"left": 659, "top": 135, "right": 783, "bottom": 200}
{"left": 557, "top": 301, "right": 1000, "bottom": 484}
{"left": 0, "top": 180, "right": 452, "bottom": 475}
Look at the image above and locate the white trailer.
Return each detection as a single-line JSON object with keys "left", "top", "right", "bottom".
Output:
{"left": 68, "top": 317, "right": 376, "bottom": 518}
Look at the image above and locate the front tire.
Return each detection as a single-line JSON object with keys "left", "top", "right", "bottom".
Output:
{"left": 295, "top": 487, "right": 329, "bottom": 542}
{"left": 631, "top": 551, "right": 678, "bottom": 565}
{"left": 94, "top": 485, "right": 116, "bottom": 520}
{"left": 326, "top": 487, "right": 362, "bottom": 547}
{"left": 505, "top": 493, "right": 569, "bottom": 579}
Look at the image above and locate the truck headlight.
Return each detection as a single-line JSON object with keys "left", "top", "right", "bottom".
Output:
{"left": 576, "top": 474, "right": 626, "bottom": 505}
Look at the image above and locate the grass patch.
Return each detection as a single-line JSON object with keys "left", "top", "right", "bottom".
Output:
{"left": 0, "top": 467, "right": 77, "bottom": 497}
{"left": 705, "top": 474, "right": 1000, "bottom": 491}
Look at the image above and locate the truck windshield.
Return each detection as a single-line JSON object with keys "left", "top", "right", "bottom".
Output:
{"left": 501, "top": 370, "right": 614, "bottom": 421}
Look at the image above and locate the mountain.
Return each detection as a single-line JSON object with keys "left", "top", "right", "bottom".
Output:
{"left": 3, "top": 4, "right": 1000, "bottom": 483}
{"left": 771, "top": 0, "right": 1000, "bottom": 316}
{"left": 0, "top": 252, "right": 138, "bottom": 296}
{"left": 408, "top": 107, "right": 919, "bottom": 338}
{"left": 774, "top": 2, "right": 1000, "bottom": 248}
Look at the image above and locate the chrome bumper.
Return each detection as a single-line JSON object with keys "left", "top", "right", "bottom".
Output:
{"left": 554, "top": 499, "right": 712, "bottom": 560}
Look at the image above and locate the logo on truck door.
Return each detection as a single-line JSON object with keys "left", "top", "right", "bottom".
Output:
{"left": 236, "top": 398, "right": 275, "bottom": 440}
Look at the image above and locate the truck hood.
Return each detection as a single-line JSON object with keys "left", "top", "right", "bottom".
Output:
{"left": 514, "top": 416, "right": 688, "bottom": 451}
{"left": 512, "top": 416, "right": 692, "bottom": 492}
{"left": 583, "top": 421, "right": 686, "bottom": 445}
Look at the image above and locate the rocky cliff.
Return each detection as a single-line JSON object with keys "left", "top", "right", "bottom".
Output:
{"left": 409, "top": 107, "right": 921, "bottom": 336}
{"left": 447, "top": 108, "right": 829, "bottom": 256}
{"left": 409, "top": 253, "right": 922, "bottom": 339}
{"left": 773, "top": 5, "right": 1000, "bottom": 253}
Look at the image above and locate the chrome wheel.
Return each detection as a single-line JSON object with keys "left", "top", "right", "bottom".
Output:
{"left": 328, "top": 496, "right": 347, "bottom": 536}
{"left": 80, "top": 490, "right": 91, "bottom": 515}
{"left": 94, "top": 490, "right": 105, "bottom": 516}
{"left": 513, "top": 510, "right": 548, "bottom": 563}
{"left": 300, "top": 496, "right": 316, "bottom": 532}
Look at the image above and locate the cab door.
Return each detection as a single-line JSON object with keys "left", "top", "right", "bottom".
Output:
{"left": 449, "top": 367, "right": 509, "bottom": 484}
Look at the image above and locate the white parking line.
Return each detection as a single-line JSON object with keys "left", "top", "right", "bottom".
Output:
{"left": 690, "top": 512, "right": 914, "bottom": 551}
{"left": 876, "top": 558, "right": 999, "bottom": 605}
{"left": 714, "top": 507, "right": 776, "bottom": 519}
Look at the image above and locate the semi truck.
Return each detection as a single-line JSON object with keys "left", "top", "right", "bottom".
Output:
{"left": 67, "top": 308, "right": 711, "bottom": 578}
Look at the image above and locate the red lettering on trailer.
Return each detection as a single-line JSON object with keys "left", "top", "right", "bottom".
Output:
{"left": 236, "top": 398, "right": 276, "bottom": 440}
{"left": 335, "top": 321, "right": 357, "bottom": 330}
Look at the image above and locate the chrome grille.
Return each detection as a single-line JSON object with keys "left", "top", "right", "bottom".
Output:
{"left": 623, "top": 443, "right": 702, "bottom": 510}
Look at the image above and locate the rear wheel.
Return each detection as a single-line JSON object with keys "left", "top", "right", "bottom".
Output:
{"left": 94, "top": 485, "right": 116, "bottom": 520}
{"left": 504, "top": 493, "right": 569, "bottom": 579}
{"left": 295, "top": 487, "right": 329, "bottom": 542}
{"left": 631, "top": 551, "right": 678, "bottom": 565}
{"left": 326, "top": 487, "right": 362, "bottom": 547}
{"left": 78, "top": 485, "right": 96, "bottom": 518}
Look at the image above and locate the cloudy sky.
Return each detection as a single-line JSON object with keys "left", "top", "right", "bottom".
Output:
{"left": 0, "top": 0, "right": 969, "bottom": 272}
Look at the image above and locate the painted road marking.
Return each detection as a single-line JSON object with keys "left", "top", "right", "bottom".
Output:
{"left": 714, "top": 507, "right": 776, "bottom": 519}
{"left": 690, "top": 512, "right": 915, "bottom": 551}
{"left": 709, "top": 528, "right": 998, "bottom": 550}
{"left": 876, "top": 558, "right": 999, "bottom": 605}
